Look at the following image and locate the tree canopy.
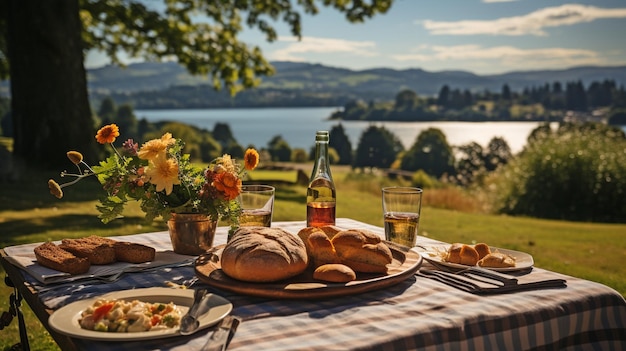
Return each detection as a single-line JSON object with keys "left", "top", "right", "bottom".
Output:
{"left": 0, "top": 0, "right": 393, "bottom": 170}
{"left": 354, "top": 125, "right": 402, "bottom": 171}
{"left": 400, "top": 127, "right": 455, "bottom": 177}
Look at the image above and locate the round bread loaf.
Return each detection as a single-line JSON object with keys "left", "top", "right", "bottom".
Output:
{"left": 221, "top": 227, "right": 308, "bottom": 282}
{"left": 313, "top": 264, "right": 356, "bottom": 283}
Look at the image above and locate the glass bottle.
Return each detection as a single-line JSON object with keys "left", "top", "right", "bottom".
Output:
{"left": 306, "top": 131, "right": 336, "bottom": 227}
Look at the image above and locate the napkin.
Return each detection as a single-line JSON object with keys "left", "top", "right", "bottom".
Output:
{"left": 4, "top": 251, "right": 194, "bottom": 285}
{"left": 418, "top": 268, "right": 567, "bottom": 294}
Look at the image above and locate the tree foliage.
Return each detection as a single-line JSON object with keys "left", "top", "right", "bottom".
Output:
{"left": 455, "top": 142, "right": 485, "bottom": 186}
{"left": 354, "top": 125, "right": 402, "bottom": 171}
{"left": 213, "top": 122, "right": 236, "bottom": 148}
{"left": 329, "top": 123, "right": 353, "bottom": 165}
{"left": 484, "top": 137, "right": 512, "bottom": 172}
{"left": 0, "top": 0, "right": 393, "bottom": 170}
{"left": 454, "top": 137, "right": 512, "bottom": 185}
{"left": 400, "top": 128, "right": 455, "bottom": 178}
{"left": 267, "top": 135, "right": 292, "bottom": 162}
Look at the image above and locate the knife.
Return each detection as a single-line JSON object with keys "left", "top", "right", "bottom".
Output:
{"left": 201, "top": 315, "right": 241, "bottom": 351}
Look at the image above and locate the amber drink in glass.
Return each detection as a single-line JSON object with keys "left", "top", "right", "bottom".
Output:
{"left": 382, "top": 187, "right": 423, "bottom": 247}
{"left": 239, "top": 185, "right": 275, "bottom": 227}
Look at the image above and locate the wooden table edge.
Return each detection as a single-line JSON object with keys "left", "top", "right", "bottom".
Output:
{"left": 1, "top": 249, "right": 79, "bottom": 351}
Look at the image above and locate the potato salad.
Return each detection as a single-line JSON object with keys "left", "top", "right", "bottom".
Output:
{"left": 79, "top": 298, "right": 182, "bottom": 333}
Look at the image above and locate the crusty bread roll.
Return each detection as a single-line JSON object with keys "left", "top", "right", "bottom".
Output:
{"left": 307, "top": 232, "right": 341, "bottom": 268}
{"left": 34, "top": 242, "right": 91, "bottom": 275}
{"left": 444, "top": 243, "right": 462, "bottom": 264}
{"left": 331, "top": 229, "right": 392, "bottom": 273}
{"left": 445, "top": 243, "right": 479, "bottom": 266}
{"left": 331, "top": 229, "right": 380, "bottom": 247}
{"left": 221, "top": 227, "right": 308, "bottom": 282}
{"left": 313, "top": 264, "right": 356, "bottom": 283}
{"left": 474, "top": 243, "right": 491, "bottom": 259}
{"left": 297, "top": 226, "right": 325, "bottom": 256}
{"left": 478, "top": 252, "right": 516, "bottom": 268}
{"left": 317, "top": 225, "right": 343, "bottom": 239}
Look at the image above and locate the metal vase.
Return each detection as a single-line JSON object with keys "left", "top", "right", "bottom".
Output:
{"left": 167, "top": 213, "right": 217, "bottom": 255}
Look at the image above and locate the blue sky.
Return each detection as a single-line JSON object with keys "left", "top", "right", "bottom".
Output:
{"left": 85, "top": 0, "right": 626, "bottom": 74}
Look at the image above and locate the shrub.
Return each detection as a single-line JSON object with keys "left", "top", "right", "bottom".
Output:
{"left": 486, "top": 123, "right": 626, "bottom": 222}
{"left": 411, "top": 169, "right": 438, "bottom": 189}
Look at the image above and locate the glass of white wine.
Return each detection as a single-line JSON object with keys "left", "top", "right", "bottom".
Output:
{"left": 382, "top": 187, "right": 423, "bottom": 247}
{"left": 238, "top": 185, "right": 275, "bottom": 227}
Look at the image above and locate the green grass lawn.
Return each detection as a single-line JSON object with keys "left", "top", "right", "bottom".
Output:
{"left": 1, "top": 165, "right": 625, "bottom": 350}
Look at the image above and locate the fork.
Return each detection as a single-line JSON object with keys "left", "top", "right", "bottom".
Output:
{"left": 423, "top": 260, "right": 518, "bottom": 286}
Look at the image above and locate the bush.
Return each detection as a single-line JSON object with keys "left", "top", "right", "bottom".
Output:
{"left": 486, "top": 123, "right": 626, "bottom": 222}
{"left": 411, "top": 170, "right": 438, "bottom": 189}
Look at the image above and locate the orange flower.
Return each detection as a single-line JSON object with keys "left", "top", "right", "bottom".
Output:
{"left": 244, "top": 148, "right": 259, "bottom": 171}
{"left": 144, "top": 155, "right": 180, "bottom": 195}
{"left": 66, "top": 151, "right": 83, "bottom": 165}
{"left": 48, "top": 179, "right": 63, "bottom": 199}
{"left": 213, "top": 172, "right": 241, "bottom": 200}
{"left": 95, "top": 124, "right": 120, "bottom": 144}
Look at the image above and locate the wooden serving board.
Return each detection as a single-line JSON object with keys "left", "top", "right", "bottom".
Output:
{"left": 194, "top": 241, "right": 423, "bottom": 299}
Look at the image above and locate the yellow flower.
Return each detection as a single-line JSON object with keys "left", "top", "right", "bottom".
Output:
{"left": 95, "top": 124, "right": 120, "bottom": 144}
{"left": 244, "top": 148, "right": 259, "bottom": 170}
{"left": 50, "top": 122, "right": 261, "bottom": 227}
{"left": 137, "top": 135, "right": 174, "bottom": 160}
{"left": 144, "top": 155, "right": 180, "bottom": 195}
{"left": 66, "top": 151, "right": 83, "bottom": 165}
{"left": 48, "top": 179, "right": 63, "bottom": 199}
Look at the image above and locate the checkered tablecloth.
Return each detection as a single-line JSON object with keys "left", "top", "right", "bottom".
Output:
{"left": 4, "top": 218, "right": 626, "bottom": 350}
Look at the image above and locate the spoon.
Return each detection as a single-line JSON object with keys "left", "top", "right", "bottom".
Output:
{"left": 179, "top": 288, "right": 208, "bottom": 335}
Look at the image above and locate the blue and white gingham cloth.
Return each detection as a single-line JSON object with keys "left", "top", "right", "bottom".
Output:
{"left": 4, "top": 218, "right": 626, "bottom": 350}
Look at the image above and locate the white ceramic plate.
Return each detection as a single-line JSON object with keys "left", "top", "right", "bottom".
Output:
{"left": 48, "top": 287, "right": 232, "bottom": 341}
{"left": 419, "top": 246, "right": 534, "bottom": 272}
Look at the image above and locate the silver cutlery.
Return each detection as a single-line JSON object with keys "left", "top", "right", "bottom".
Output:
{"left": 418, "top": 268, "right": 566, "bottom": 294}
{"left": 179, "top": 289, "right": 209, "bottom": 335}
{"left": 201, "top": 315, "right": 241, "bottom": 351}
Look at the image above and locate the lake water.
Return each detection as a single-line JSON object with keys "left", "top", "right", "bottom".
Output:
{"left": 135, "top": 107, "right": 560, "bottom": 154}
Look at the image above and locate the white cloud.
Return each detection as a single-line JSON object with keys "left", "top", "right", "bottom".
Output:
{"left": 391, "top": 44, "right": 621, "bottom": 71}
{"left": 267, "top": 36, "right": 378, "bottom": 62}
{"left": 422, "top": 4, "right": 626, "bottom": 36}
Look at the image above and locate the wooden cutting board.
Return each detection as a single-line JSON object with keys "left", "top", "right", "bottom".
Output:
{"left": 195, "top": 241, "right": 423, "bottom": 299}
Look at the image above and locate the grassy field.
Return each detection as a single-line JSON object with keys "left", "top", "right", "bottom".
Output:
{"left": 1, "top": 165, "right": 625, "bottom": 350}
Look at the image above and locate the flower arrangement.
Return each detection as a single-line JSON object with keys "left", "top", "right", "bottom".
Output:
{"left": 48, "top": 124, "right": 259, "bottom": 229}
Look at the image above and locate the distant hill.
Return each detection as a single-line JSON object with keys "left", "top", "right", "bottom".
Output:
{"left": 87, "top": 61, "right": 626, "bottom": 94}
{"left": 4, "top": 61, "right": 625, "bottom": 108}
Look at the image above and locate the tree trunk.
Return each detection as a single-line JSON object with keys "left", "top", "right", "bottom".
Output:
{"left": 7, "top": 0, "right": 96, "bottom": 170}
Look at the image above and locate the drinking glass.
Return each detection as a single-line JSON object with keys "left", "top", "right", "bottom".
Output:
{"left": 382, "top": 187, "right": 423, "bottom": 247}
{"left": 238, "top": 185, "right": 275, "bottom": 227}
